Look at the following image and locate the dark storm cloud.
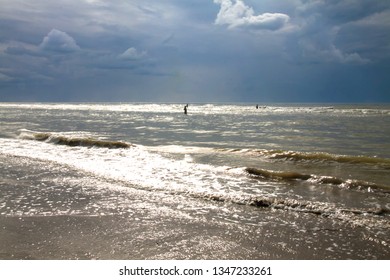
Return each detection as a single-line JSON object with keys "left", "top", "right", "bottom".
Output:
{"left": 290, "top": 0, "right": 390, "bottom": 64}
{"left": 0, "top": 0, "right": 389, "bottom": 102}
{"left": 297, "top": 0, "right": 389, "bottom": 24}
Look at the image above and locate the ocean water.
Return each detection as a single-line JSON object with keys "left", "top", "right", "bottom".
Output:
{"left": 0, "top": 103, "right": 390, "bottom": 259}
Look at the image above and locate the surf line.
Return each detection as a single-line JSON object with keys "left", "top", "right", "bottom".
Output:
{"left": 245, "top": 167, "right": 390, "bottom": 194}
{"left": 19, "top": 131, "right": 134, "bottom": 149}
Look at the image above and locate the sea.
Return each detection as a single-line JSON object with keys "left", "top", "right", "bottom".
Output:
{"left": 0, "top": 102, "right": 389, "bottom": 259}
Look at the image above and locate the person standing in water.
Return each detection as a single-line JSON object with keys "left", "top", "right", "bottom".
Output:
{"left": 184, "top": 104, "right": 188, "bottom": 115}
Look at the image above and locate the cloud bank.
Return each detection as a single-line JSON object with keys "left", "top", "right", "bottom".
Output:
{"left": 0, "top": 0, "right": 389, "bottom": 102}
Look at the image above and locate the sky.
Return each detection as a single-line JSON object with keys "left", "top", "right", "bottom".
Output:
{"left": 0, "top": 0, "right": 390, "bottom": 103}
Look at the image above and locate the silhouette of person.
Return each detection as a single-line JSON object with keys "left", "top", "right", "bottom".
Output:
{"left": 184, "top": 104, "right": 188, "bottom": 115}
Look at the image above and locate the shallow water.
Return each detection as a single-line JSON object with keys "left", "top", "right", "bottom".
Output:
{"left": 0, "top": 103, "right": 389, "bottom": 259}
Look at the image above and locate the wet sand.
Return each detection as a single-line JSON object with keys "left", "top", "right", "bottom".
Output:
{"left": 1, "top": 208, "right": 390, "bottom": 259}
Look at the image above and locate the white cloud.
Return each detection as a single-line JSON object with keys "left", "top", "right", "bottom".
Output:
{"left": 39, "top": 29, "right": 80, "bottom": 52}
{"left": 119, "top": 47, "right": 147, "bottom": 60}
{"left": 214, "top": 0, "right": 289, "bottom": 30}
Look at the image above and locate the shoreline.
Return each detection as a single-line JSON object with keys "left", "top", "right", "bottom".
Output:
{"left": 1, "top": 154, "right": 390, "bottom": 260}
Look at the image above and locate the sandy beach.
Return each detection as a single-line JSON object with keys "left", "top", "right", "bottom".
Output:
{"left": 1, "top": 208, "right": 390, "bottom": 260}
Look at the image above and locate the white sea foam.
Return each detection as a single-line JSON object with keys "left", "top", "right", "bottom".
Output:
{"left": 0, "top": 137, "right": 250, "bottom": 198}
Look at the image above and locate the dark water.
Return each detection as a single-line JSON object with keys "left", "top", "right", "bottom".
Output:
{"left": 0, "top": 103, "right": 389, "bottom": 259}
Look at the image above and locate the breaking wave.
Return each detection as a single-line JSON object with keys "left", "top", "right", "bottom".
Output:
{"left": 2, "top": 132, "right": 390, "bottom": 229}
{"left": 261, "top": 150, "right": 390, "bottom": 166}
{"left": 18, "top": 130, "right": 133, "bottom": 149}
{"left": 218, "top": 148, "right": 390, "bottom": 168}
{"left": 190, "top": 192, "right": 390, "bottom": 229}
{"left": 245, "top": 167, "right": 390, "bottom": 194}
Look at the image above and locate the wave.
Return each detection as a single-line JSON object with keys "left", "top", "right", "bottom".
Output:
{"left": 261, "top": 150, "right": 390, "bottom": 166}
{"left": 199, "top": 192, "right": 389, "bottom": 216}
{"left": 18, "top": 130, "right": 133, "bottom": 149}
{"left": 2, "top": 134, "right": 389, "bottom": 229}
{"left": 217, "top": 148, "right": 390, "bottom": 168}
{"left": 190, "top": 192, "right": 390, "bottom": 229}
{"left": 245, "top": 167, "right": 390, "bottom": 194}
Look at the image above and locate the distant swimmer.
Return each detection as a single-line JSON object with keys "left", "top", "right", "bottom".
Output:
{"left": 184, "top": 104, "right": 188, "bottom": 115}
{"left": 256, "top": 104, "right": 259, "bottom": 109}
